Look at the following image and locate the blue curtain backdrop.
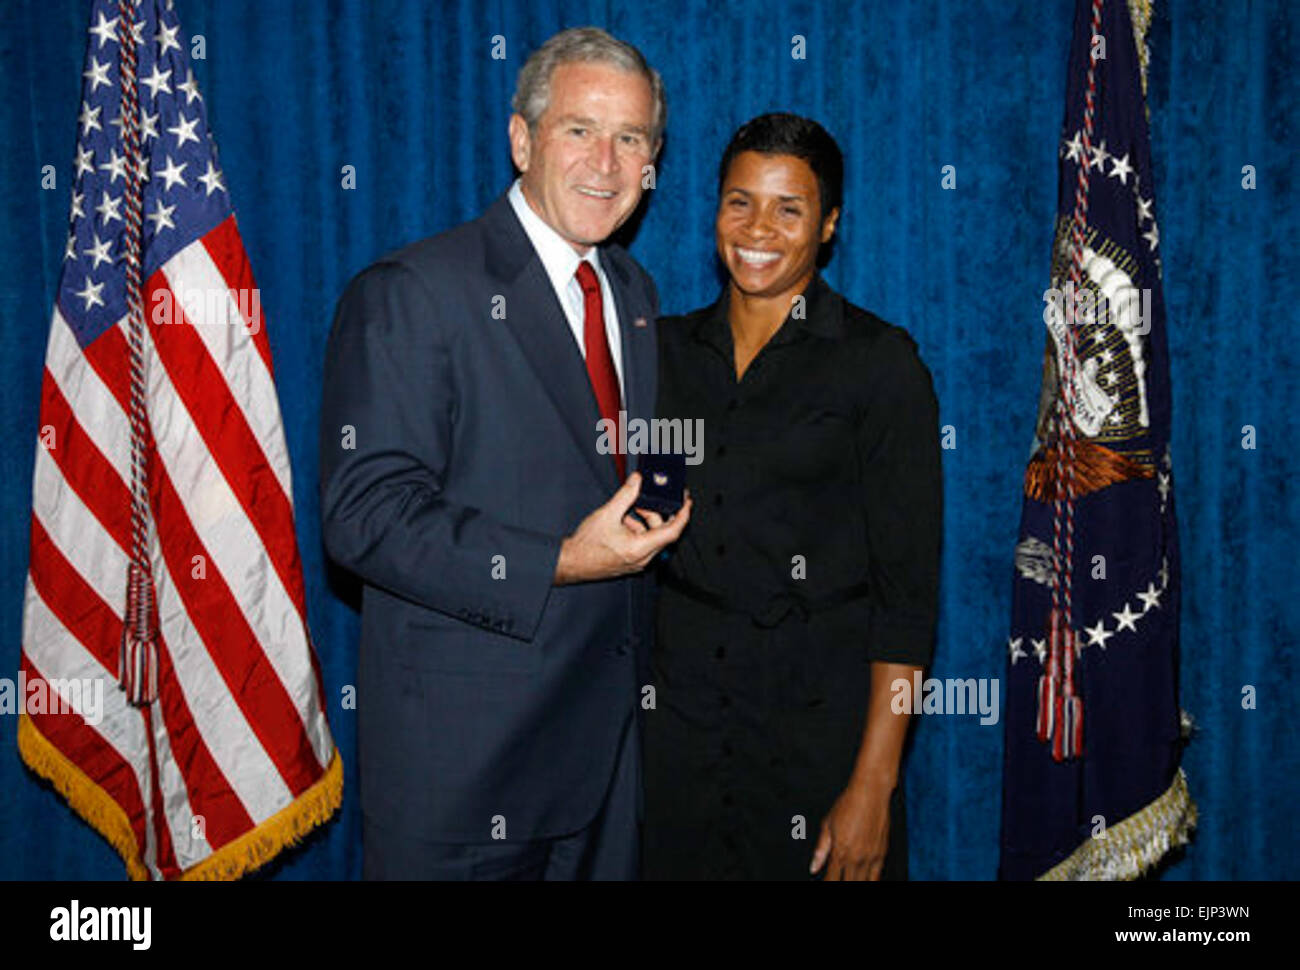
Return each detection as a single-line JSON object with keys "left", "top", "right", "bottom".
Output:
{"left": 0, "top": 0, "right": 1295, "bottom": 880}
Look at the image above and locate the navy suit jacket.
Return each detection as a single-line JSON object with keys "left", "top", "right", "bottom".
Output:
{"left": 319, "top": 192, "right": 658, "bottom": 844}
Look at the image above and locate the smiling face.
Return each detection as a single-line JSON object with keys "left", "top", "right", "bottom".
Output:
{"left": 715, "top": 150, "right": 839, "bottom": 299}
{"left": 509, "top": 61, "right": 658, "bottom": 254}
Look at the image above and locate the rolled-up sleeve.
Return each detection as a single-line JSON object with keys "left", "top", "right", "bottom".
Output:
{"left": 856, "top": 331, "right": 943, "bottom": 666}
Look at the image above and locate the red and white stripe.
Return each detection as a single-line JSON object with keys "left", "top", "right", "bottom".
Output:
{"left": 22, "top": 221, "right": 335, "bottom": 878}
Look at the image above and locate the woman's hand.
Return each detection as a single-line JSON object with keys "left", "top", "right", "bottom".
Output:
{"left": 811, "top": 661, "right": 920, "bottom": 880}
{"left": 810, "top": 779, "right": 893, "bottom": 880}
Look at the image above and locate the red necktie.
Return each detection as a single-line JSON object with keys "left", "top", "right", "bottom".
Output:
{"left": 575, "top": 260, "right": 624, "bottom": 479}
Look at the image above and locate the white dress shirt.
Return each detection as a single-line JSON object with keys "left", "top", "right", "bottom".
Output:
{"left": 507, "top": 178, "right": 625, "bottom": 388}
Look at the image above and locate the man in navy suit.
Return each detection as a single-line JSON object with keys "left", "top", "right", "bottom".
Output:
{"left": 319, "top": 27, "right": 690, "bottom": 880}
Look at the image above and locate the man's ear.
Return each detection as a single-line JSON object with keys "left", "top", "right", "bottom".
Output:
{"left": 820, "top": 206, "right": 841, "bottom": 244}
{"left": 508, "top": 113, "right": 531, "bottom": 173}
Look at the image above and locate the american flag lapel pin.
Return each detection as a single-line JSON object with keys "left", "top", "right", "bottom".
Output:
{"left": 634, "top": 316, "right": 648, "bottom": 328}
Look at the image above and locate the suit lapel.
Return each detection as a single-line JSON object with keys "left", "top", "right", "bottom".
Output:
{"left": 604, "top": 252, "right": 655, "bottom": 473}
{"left": 483, "top": 195, "right": 621, "bottom": 492}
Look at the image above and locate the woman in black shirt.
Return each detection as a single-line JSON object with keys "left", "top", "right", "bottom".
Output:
{"left": 643, "top": 114, "right": 943, "bottom": 880}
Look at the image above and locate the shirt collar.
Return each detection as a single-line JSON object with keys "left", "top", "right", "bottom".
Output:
{"left": 694, "top": 272, "right": 844, "bottom": 355}
{"left": 507, "top": 178, "right": 603, "bottom": 292}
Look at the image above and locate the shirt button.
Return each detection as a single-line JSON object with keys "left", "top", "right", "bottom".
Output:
{"left": 715, "top": 544, "right": 726, "bottom": 557}
{"left": 722, "top": 742, "right": 733, "bottom": 757}
{"left": 716, "top": 444, "right": 727, "bottom": 458}
{"left": 722, "top": 792, "right": 734, "bottom": 807}
{"left": 719, "top": 694, "right": 731, "bottom": 709}
{"left": 715, "top": 645, "right": 726, "bottom": 660}
{"left": 713, "top": 493, "right": 723, "bottom": 507}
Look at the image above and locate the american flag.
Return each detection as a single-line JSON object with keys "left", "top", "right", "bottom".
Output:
{"left": 18, "top": 0, "right": 340, "bottom": 880}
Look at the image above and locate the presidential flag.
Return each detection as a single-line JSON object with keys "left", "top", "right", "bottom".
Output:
{"left": 999, "top": 0, "right": 1196, "bottom": 880}
{"left": 18, "top": 0, "right": 340, "bottom": 879}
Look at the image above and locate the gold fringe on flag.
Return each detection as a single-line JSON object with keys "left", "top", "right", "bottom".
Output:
{"left": 17, "top": 712, "right": 150, "bottom": 880}
{"left": 1038, "top": 767, "right": 1197, "bottom": 880}
{"left": 17, "top": 711, "right": 343, "bottom": 881}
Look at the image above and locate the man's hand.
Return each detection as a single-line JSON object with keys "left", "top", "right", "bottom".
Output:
{"left": 810, "top": 779, "right": 893, "bottom": 881}
{"left": 554, "top": 472, "right": 692, "bottom": 585}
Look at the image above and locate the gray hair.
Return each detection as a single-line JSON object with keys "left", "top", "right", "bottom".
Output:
{"left": 512, "top": 27, "right": 666, "bottom": 147}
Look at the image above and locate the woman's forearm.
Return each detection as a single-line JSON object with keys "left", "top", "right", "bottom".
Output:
{"left": 847, "top": 661, "right": 921, "bottom": 791}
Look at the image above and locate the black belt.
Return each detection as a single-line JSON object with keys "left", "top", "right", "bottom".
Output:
{"left": 659, "top": 571, "right": 871, "bottom": 628}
